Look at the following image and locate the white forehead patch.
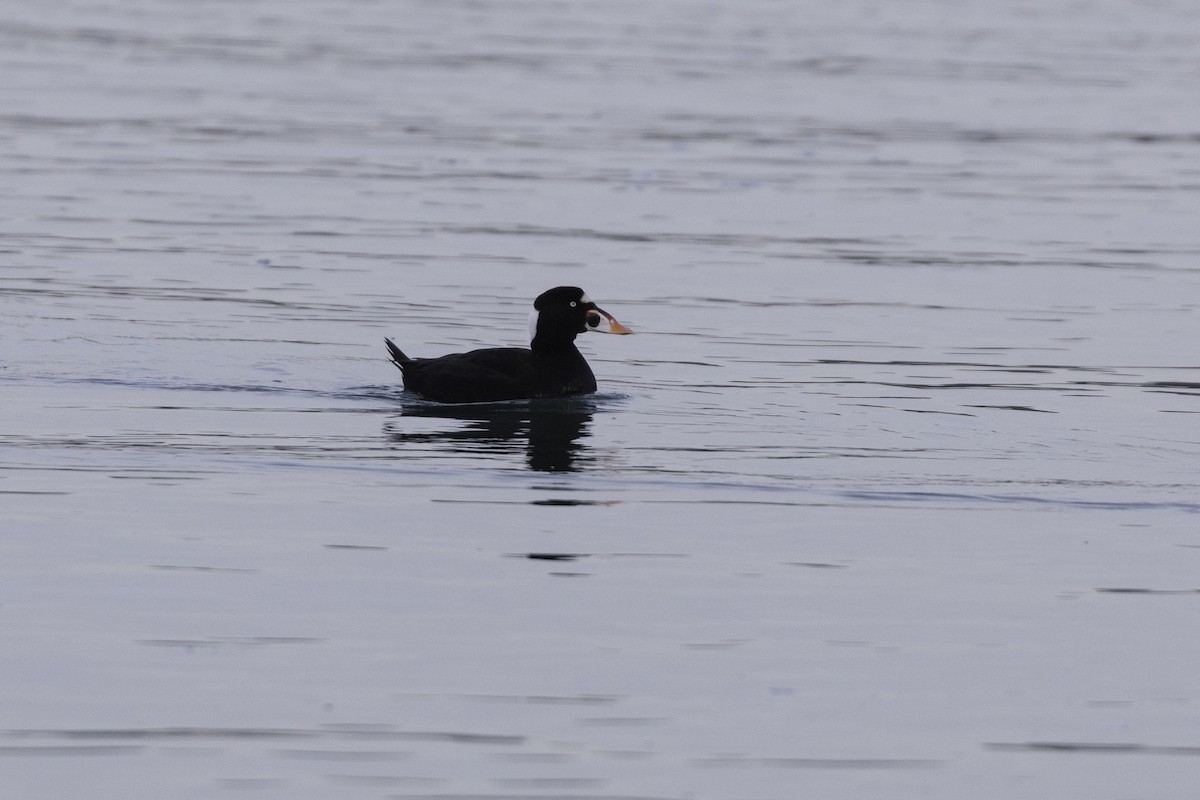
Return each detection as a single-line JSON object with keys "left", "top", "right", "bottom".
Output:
{"left": 528, "top": 309, "right": 539, "bottom": 344}
{"left": 579, "top": 292, "right": 592, "bottom": 305}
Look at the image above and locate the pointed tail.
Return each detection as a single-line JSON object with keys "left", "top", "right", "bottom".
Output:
{"left": 384, "top": 338, "right": 412, "bottom": 371}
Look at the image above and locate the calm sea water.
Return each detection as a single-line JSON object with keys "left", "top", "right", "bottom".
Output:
{"left": 4, "top": 1, "right": 1200, "bottom": 798}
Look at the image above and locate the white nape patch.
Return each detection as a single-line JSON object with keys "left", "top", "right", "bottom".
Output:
{"left": 580, "top": 292, "right": 592, "bottom": 305}
{"left": 528, "top": 309, "right": 540, "bottom": 344}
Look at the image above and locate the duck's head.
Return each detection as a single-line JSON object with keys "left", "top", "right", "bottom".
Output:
{"left": 529, "top": 286, "right": 633, "bottom": 345}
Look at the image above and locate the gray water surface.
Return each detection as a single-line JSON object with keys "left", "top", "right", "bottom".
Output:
{"left": 4, "top": 1, "right": 1200, "bottom": 798}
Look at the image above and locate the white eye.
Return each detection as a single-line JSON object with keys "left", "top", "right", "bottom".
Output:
{"left": 569, "top": 301, "right": 577, "bottom": 307}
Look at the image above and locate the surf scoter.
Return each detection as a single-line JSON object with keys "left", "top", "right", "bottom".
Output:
{"left": 385, "top": 286, "right": 632, "bottom": 403}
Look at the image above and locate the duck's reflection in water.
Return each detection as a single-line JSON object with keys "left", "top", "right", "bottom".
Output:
{"left": 386, "top": 398, "right": 598, "bottom": 472}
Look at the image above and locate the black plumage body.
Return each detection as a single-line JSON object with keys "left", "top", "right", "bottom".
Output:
{"left": 385, "top": 342, "right": 596, "bottom": 403}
